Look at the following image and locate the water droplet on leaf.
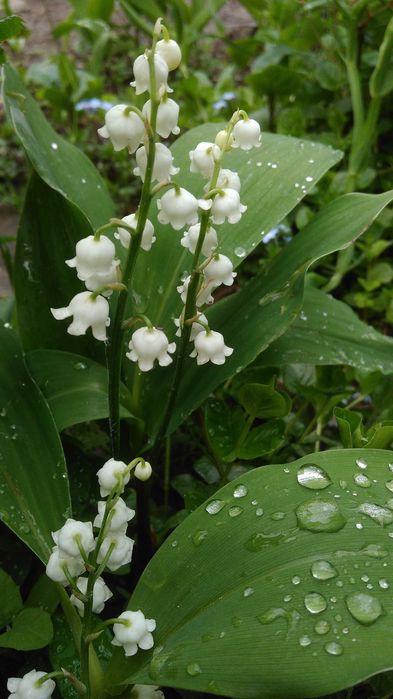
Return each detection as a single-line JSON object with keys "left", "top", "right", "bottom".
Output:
{"left": 297, "top": 464, "right": 331, "bottom": 490}
{"left": 346, "top": 592, "right": 383, "bottom": 625}
{"left": 296, "top": 499, "right": 346, "bottom": 532}
{"left": 304, "top": 592, "right": 327, "bottom": 614}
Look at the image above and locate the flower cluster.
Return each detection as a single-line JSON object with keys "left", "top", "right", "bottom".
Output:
{"left": 45, "top": 456, "right": 154, "bottom": 652}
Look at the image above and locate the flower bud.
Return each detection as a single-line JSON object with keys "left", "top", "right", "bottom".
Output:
{"left": 97, "top": 533, "right": 134, "bottom": 571}
{"left": 215, "top": 129, "right": 234, "bottom": 150}
{"left": 190, "top": 330, "right": 233, "bottom": 365}
{"left": 51, "top": 292, "right": 110, "bottom": 341}
{"left": 156, "top": 38, "right": 182, "bottom": 71}
{"left": 203, "top": 254, "right": 236, "bottom": 286}
{"left": 232, "top": 117, "right": 261, "bottom": 150}
{"left": 115, "top": 213, "right": 156, "bottom": 252}
{"left": 211, "top": 188, "right": 247, "bottom": 225}
{"left": 180, "top": 223, "right": 217, "bottom": 257}
{"left": 134, "top": 143, "right": 179, "bottom": 183}
{"left": 126, "top": 327, "right": 176, "bottom": 372}
{"left": 112, "top": 610, "right": 156, "bottom": 656}
{"left": 157, "top": 187, "right": 200, "bottom": 230}
{"left": 143, "top": 97, "right": 180, "bottom": 138}
{"left": 189, "top": 141, "right": 221, "bottom": 178}
{"left": 98, "top": 104, "right": 145, "bottom": 153}
{"left": 134, "top": 460, "right": 152, "bottom": 481}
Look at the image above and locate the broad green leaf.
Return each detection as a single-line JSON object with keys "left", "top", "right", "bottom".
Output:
{"left": 0, "top": 568, "right": 22, "bottom": 628}
{"left": 236, "top": 420, "right": 285, "bottom": 459}
{"left": 25, "top": 574, "right": 59, "bottom": 614}
{"left": 259, "top": 285, "right": 393, "bottom": 373}
{"left": 366, "top": 422, "right": 393, "bottom": 450}
{"left": 15, "top": 173, "right": 102, "bottom": 355}
{"left": 205, "top": 399, "right": 246, "bottom": 462}
{"left": 0, "top": 607, "right": 53, "bottom": 650}
{"left": 0, "top": 325, "right": 71, "bottom": 562}
{"left": 2, "top": 63, "right": 114, "bottom": 229}
{"left": 27, "top": 349, "right": 133, "bottom": 431}
{"left": 238, "top": 383, "right": 291, "bottom": 419}
{"left": 145, "top": 190, "right": 393, "bottom": 436}
{"left": 0, "top": 14, "right": 27, "bottom": 42}
{"left": 106, "top": 448, "right": 393, "bottom": 698}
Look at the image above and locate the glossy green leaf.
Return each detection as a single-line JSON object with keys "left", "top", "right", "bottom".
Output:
{"left": 366, "top": 422, "right": 393, "bottom": 450}
{"left": 0, "top": 607, "right": 53, "bottom": 650}
{"left": 2, "top": 63, "right": 114, "bottom": 229}
{"left": 0, "top": 568, "right": 22, "bottom": 628}
{"left": 334, "top": 407, "right": 363, "bottom": 449}
{"left": 238, "top": 383, "right": 291, "bottom": 419}
{"left": 205, "top": 399, "right": 245, "bottom": 462}
{"left": 106, "top": 449, "right": 393, "bottom": 698}
{"left": 14, "top": 173, "right": 102, "bottom": 355}
{"left": 0, "top": 325, "right": 71, "bottom": 562}
{"left": 259, "top": 285, "right": 393, "bottom": 373}
{"left": 26, "top": 349, "right": 133, "bottom": 431}
{"left": 236, "top": 420, "right": 285, "bottom": 459}
{"left": 146, "top": 190, "right": 393, "bottom": 436}
{"left": 0, "top": 15, "right": 27, "bottom": 42}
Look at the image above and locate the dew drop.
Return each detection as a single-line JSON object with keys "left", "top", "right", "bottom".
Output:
{"left": 305, "top": 176, "right": 314, "bottom": 182}
{"left": 51, "top": 142, "right": 58, "bottom": 150}
{"left": 356, "top": 458, "right": 368, "bottom": 470}
{"left": 233, "top": 484, "right": 248, "bottom": 498}
{"left": 243, "top": 587, "right": 254, "bottom": 598}
{"left": 206, "top": 499, "right": 225, "bottom": 515}
{"left": 187, "top": 663, "right": 202, "bottom": 676}
{"left": 234, "top": 247, "right": 246, "bottom": 258}
{"left": 228, "top": 505, "right": 243, "bottom": 518}
{"left": 325, "top": 641, "right": 343, "bottom": 656}
{"left": 385, "top": 480, "right": 393, "bottom": 493}
{"left": 283, "top": 594, "right": 292, "bottom": 602}
{"left": 292, "top": 575, "right": 301, "bottom": 585}
{"left": 311, "top": 560, "right": 338, "bottom": 580}
{"left": 379, "top": 579, "right": 389, "bottom": 589}
{"left": 296, "top": 499, "right": 346, "bottom": 532}
{"left": 271, "top": 511, "right": 286, "bottom": 521}
{"left": 362, "top": 543, "right": 388, "bottom": 558}
{"left": 73, "top": 361, "right": 87, "bottom": 371}
{"left": 297, "top": 464, "right": 331, "bottom": 490}
{"left": 255, "top": 507, "right": 264, "bottom": 517}
{"left": 231, "top": 616, "right": 242, "bottom": 627}
{"left": 315, "top": 619, "right": 330, "bottom": 635}
{"left": 346, "top": 592, "right": 383, "bottom": 625}
{"left": 304, "top": 592, "right": 327, "bottom": 614}
{"left": 357, "top": 502, "right": 393, "bottom": 526}
{"left": 192, "top": 530, "right": 208, "bottom": 546}
{"left": 245, "top": 531, "right": 285, "bottom": 551}
{"left": 299, "top": 635, "right": 312, "bottom": 647}
{"left": 353, "top": 473, "right": 371, "bottom": 488}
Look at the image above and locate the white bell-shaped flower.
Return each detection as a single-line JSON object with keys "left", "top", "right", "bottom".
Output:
{"left": 215, "top": 129, "right": 234, "bottom": 150}
{"left": 134, "top": 143, "right": 179, "bottom": 183}
{"left": 94, "top": 498, "right": 135, "bottom": 533}
{"left": 97, "top": 104, "right": 145, "bottom": 153}
{"left": 131, "top": 53, "right": 170, "bottom": 95}
{"left": 180, "top": 223, "right": 217, "bottom": 257}
{"left": 156, "top": 38, "right": 181, "bottom": 71}
{"left": 189, "top": 141, "right": 221, "bottom": 178}
{"left": 157, "top": 187, "right": 200, "bottom": 230}
{"left": 190, "top": 329, "right": 233, "bottom": 365}
{"left": 112, "top": 610, "right": 156, "bottom": 656}
{"left": 215, "top": 168, "right": 241, "bottom": 192}
{"left": 70, "top": 576, "right": 112, "bottom": 616}
{"left": 134, "top": 461, "right": 152, "bottom": 481}
{"left": 211, "top": 188, "right": 247, "bottom": 225}
{"left": 115, "top": 214, "right": 156, "bottom": 252}
{"left": 177, "top": 276, "right": 216, "bottom": 307}
{"left": 203, "top": 254, "right": 236, "bottom": 286}
{"left": 7, "top": 670, "right": 55, "bottom": 699}
{"left": 143, "top": 97, "right": 180, "bottom": 138}
{"left": 232, "top": 118, "right": 261, "bottom": 150}
{"left": 52, "top": 519, "right": 95, "bottom": 558}
{"left": 126, "top": 327, "right": 176, "bottom": 372}
{"left": 132, "top": 685, "right": 164, "bottom": 699}
{"left": 45, "top": 546, "right": 84, "bottom": 586}
{"left": 97, "top": 533, "right": 134, "bottom": 571}
{"left": 174, "top": 312, "right": 208, "bottom": 338}
{"left": 51, "top": 291, "right": 110, "bottom": 341}
{"left": 66, "top": 235, "right": 117, "bottom": 282}
{"left": 84, "top": 267, "right": 119, "bottom": 296}
{"left": 97, "top": 458, "right": 130, "bottom": 497}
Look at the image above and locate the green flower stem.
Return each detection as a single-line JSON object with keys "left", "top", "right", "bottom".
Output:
{"left": 108, "top": 39, "right": 159, "bottom": 459}
{"left": 154, "top": 117, "right": 239, "bottom": 445}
